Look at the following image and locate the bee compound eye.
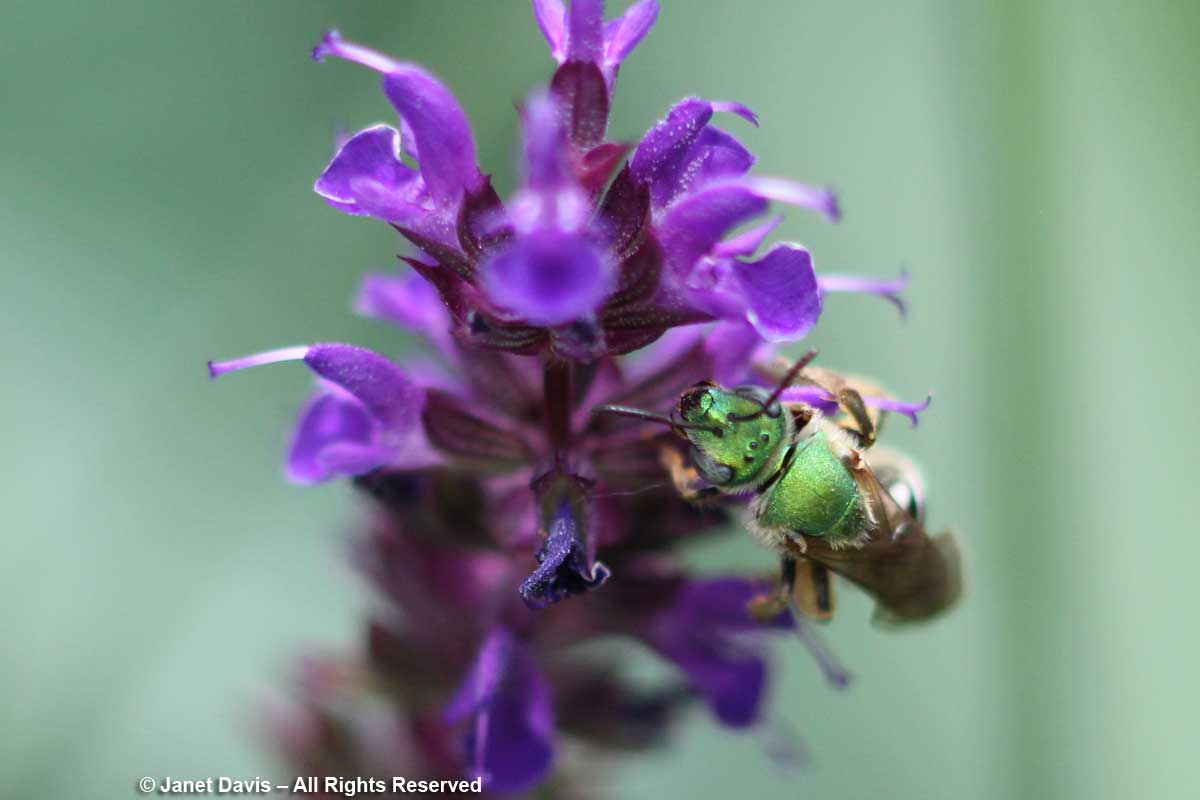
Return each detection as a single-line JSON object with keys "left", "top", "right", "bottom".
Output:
{"left": 691, "top": 446, "right": 734, "bottom": 485}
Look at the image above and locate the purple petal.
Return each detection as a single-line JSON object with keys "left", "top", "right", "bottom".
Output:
{"left": 286, "top": 389, "right": 381, "bottom": 484}
{"left": 632, "top": 98, "right": 757, "bottom": 206}
{"left": 647, "top": 578, "right": 787, "bottom": 727}
{"left": 704, "top": 321, "right": 770, "bottom": 386}
{"left": 733, "top": 243, "right": 822, "bottom": 342}
{"left": 746, "top": 176, "right": 840, "bottom": 223}
{"left": 819, "top": 270, "right": 908, "bottom": 316}
{"left": 685, "top": 127, "right": 757, "bottom": 192}
{"left": 780, "top": 385, "right": 840, "bottom": 416}
{"left": 657, "top": 183, "right": 770, "bottom": 277}
{"left": 314, "top": 125, "right": 426, "bottom": 222}
{"left": 314, "top": 31, "right": 481, "bottom": 207}
{"left": 566, "top": 0, "right": 604, "bottom": 62}
{"left": 209, "top": 344, "right": 421, "bottom": 434}
{"left": 604, "top": 0, "right": 659, "bottom": 65}
{"left": 355, "top": 272, "right": 455, "bottom": 358}
{"left": 519, "top": 498, "right": 610, "bottom": 609}
{"left": 710, "top": 100, "right": 759, "bottom": 126}
{"left": 863, "top": 392, "right": 933, "bottom": 426}
{"left": 532, "top": 0, "right": 567, "bottom": 60}
{"left": 445, "top": 628, "right": 556, "bottom": 793}
{"left": 482, "top": 231, "right": 613, "bottom": 327}
{"left": 521, "top": 91, "right": 571, "bottom": 193}
{"left": 713, "top": 215, "right": 782, "bottom": 259}
{"left": 302, "top": 345, "right": 421, "bottom": 432}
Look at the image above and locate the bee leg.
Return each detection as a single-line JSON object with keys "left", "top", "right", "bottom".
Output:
{"left": 659, "top": 445, "right": 722, "bottom": 505}
{"left": 792, "top": 560, "right": 835, "bottom": 621}
{"left": 749, "top": 555, "right": 797, "bottom": 623}
{"left": 837, "top": 387, "right": 876, "bottom": 449}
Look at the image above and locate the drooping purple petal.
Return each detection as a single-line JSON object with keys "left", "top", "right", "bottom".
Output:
{"left": 646, "top": 578, "right": 789, "bottom": 727}
{"left": 603, "top": 0, "right": 659, "bottom": 66}
{"left": 287, "top": 387, "right": 380, "bottom": 483}
{"left": 314, "top": 125, "right": 426, "bottom": 222}
{"left": 819, "top": 270, "right": 908, "bottom": 316}
{"left": 444, "top": 627, "right": 556, "bottom": 793}
{"left": 313, "top": 31, "right": 481, "bottom": 207}
{"left": 519, "top": 498, "right": 611, "bottom": 609}
{"left": 863, "top": 392, "right": 933, "bottom": 426}
{"left": 733, "top": 243, "right": 823, "bottom": 342}
{"left": 531, "top": 0, "right": 567, "bottom": 60}
{"left": 482, "top": 231, "right": 613, "bottom": 327}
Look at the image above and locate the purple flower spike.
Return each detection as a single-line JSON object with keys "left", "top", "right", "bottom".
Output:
{"left": 520, "top": 499, "right": 611, "bottom": 608}
{"left": 819, "top": 269, "right": 909, "bottom": 316}
{"left": 214, "top": 3, "right": 948, "bottom": 790}
{"left": 314, "top": 30, "right": 482, "bottom": 208}
{"left": 647, "top": 579, "right": 789, "bottom": 728}
{"left": 315, "top": 125, "right": 425, "bottom": 223}
{"left": 733, "top": 243, "right": 823, "bottom": 342}
{"left": 445, "top": 627, "right": 556, "bottom": 792}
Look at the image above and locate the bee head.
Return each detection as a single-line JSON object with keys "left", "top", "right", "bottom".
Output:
{"left": 676, "top": 382, "right": 791, "bottom": 487}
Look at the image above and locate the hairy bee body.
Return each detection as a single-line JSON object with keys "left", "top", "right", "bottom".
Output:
{"left": 748, "top": 420, "right": 875, "bottom": 552}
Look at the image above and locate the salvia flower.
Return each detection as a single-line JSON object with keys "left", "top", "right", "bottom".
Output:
{"left": 213, "top": 1, "right": 927, "bottom": 794}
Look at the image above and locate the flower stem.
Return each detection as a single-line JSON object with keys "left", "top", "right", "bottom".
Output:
{"left": 543, "top": 358, "right": 572, "bottom": 454}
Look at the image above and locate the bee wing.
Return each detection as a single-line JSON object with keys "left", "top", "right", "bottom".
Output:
{"left": 803, "top": 462, "right": 962, "bottom": 625}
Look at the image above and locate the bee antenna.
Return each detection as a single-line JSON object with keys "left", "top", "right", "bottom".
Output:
{"left": 728, "top": 348, "right": 818, "bottom": 422}
{"left": 592, "top": 404, "right": 722, "bottom": 435}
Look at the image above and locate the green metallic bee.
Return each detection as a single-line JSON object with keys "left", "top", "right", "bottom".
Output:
{"left": 595, "top": 351, "right": 961, "bottom": 626}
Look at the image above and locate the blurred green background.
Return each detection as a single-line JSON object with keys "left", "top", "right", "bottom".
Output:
{"left": 3, "top": 0, "right": 1197, "bottom": 797}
